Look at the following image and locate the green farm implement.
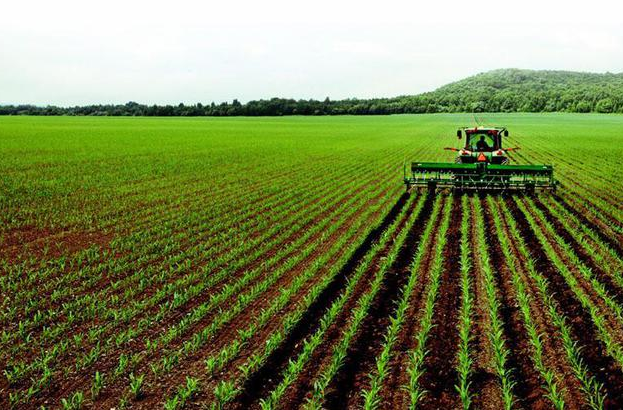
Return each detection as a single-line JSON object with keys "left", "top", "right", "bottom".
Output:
{"left": 404, "top": 127, "right": 556, "bottom": 193}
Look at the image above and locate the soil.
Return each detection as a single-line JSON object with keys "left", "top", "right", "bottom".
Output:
{"left": 531, "top": 197, "right": 623, "bottom": 304}
{"left": 505, "top": 196, "right": 623, "bottom": 409}
{"left": 469, "top": 195, "right": 505, "bottom": 410}
{"left": 230, "top": 191, "right": 415, "bottom": 409}
{"left": 1, "top": 225, "right": 114, "bottom": 261}
{"left": 551, "top": 195, "right": 623, "bottom": 258}
{"left": 482, "top": 196, "right": 549, "bottom": 410}
{"left": 418, "top": 196, "right": 463, "bottom": 409}
{"left": 382, "top": 194, "right": 447, "bottom": 408}
{"left": 321, "top": 194, "right": 437, "bottom": 409}
{"left": 492, "top": 197, "right": 586, "bottom": 408}
{"left": 273, "top": 193, "right": 436, "bottom": 410}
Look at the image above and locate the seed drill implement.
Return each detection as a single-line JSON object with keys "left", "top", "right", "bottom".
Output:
{"left": 404, "top": 127, "right": 556, "bottom": 192}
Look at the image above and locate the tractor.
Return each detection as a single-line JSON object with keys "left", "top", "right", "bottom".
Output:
{"left": 404, "top": 127, "right": 556, "bottom": 193}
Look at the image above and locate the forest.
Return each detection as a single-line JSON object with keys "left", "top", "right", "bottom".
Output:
{"left": 1, "top": 69, "right": 622, "bottom": 116}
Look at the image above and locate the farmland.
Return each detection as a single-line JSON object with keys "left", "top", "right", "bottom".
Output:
{"left": 1, "top": 113, "right": 623, "bottom": 409}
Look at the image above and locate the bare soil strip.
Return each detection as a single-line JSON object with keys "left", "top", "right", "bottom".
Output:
{"left": 532, "top": 196, "right": 623, "bottom": 303}
{"left": 382, "top": 195, "right": 447, "bottom": 408}
{"left": 551, "top": 195, "right": 623, "bottom": 258}
{"left": 230, "top": 192, "right": 418, "bottom": 408}
{"left": 505, "top": 196, "right": 623, "bottom": 408}
{"left": 493, "top": 198, "right": 586, "bottom": 408}
{"left": 264, "top": 193, "right": 434, "bottom": 409}
{"left": 483, "top": 196, "right": 549, "bottom": 409}
{"left": 418, "top": 196, "right": 462, "bottom": 409}
{"left": 321, "top": 193, "right": 440, "bottom": 409}
{"left": 469, "top": 195, "right": 504, "bottom": 410}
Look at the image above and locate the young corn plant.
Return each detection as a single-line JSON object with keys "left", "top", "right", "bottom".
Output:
{"left": 455, "top": 195, "right": 474, "bottom": 410}
{"left": 259, "top": 194, "right": 426, "bottom": 410}
{"left": 90, "top": 371, "right": 104, "bottom": 400}
{"left": 304, "top": 196, "right": 444, "bottom": 410}
{"left": 360, "top": 195, "right": 443, "bottom": 410}
{"left": 405, "top": 196, "right": 452, "bottom": 409}
{"left": 498, "top": 199, "right": 606, "bottom": 409}
{"left": 129, "top": 373, "right": 145, "bottom": 400}
{"left": 487, "top": 196, "right": 565, "bottom": 409}
{"left": 60, "top": 391, "right": 84, "bottom": 410}
{"left": 473, "top": 197, "right": 515, "bottom": 410}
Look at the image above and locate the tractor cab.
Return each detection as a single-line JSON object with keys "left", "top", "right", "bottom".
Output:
{"left": 456, "top": 127, "right": 510, "bottom": 165}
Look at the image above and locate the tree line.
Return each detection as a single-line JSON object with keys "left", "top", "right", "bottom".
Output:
{"left": 2, "top": 69, "right": 622, "bottom": 116}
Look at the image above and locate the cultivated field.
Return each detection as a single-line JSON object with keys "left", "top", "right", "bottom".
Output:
{"left": 1, "top": 113, "right": 623, "bottom": 409}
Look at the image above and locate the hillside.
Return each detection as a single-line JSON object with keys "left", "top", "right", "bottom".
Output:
{"left": 1, "top": 69, "right": 622, "bottom": 115}
{"left": 410, "top": 68, "right": 623, "bottom": 113}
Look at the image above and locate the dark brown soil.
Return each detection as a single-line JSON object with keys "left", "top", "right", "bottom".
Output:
{"left": 492, "top": 197, "right": 586, "bottom": 409}
{"left": 469, "top": 195, "right": 504, "bottom": 410}
{"left": 418, "top": 195, "right": 462, "bottom": 409}
{"left": 531, "top": 197, "right": 623, "bottom": 305}
{"left": 505, "top": 196, "right": 623, "bottom": 409}
{"left": 230, "top": 191, "right": 414, "bottom": 408}
{"left": 551, "top": 195, "right": 623, "bottom": 258}
{"left": 1, "top": 226, "right": 114, "bottom": 260}
{"left": 483, "top": 196, "right": 549, "bottom": 410}
{"left": 380, "top": 194, "right": 447, "bottom": 408}
{"left": 320, "top": 193, "right": 438, "bottom": 409}
{"left": 264, "top": 193, "right": 436, "bottom": 410}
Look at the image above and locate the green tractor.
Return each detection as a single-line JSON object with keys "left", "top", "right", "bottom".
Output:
{"left": 404, "top": 127, "right": 556, "bottom": 193}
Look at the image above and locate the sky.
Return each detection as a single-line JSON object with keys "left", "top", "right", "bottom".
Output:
{"left": 1, "top": 0, "right": 623, "bottom": 106}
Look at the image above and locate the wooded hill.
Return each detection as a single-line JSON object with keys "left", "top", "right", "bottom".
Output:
{"left": 2, "top": 69, "right": 622, "bottom": 115}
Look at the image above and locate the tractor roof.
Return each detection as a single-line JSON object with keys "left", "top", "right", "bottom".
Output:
{"left": 459, "top": 126, "right": 506, "bottom": 132}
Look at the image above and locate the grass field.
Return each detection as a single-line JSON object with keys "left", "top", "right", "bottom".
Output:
{"left": 1, "top": 113, "right": 623, "bottom": 409}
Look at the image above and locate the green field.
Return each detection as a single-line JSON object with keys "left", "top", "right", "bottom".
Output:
{"left": 2, "top": 113, "right": 623, "bottom": 409}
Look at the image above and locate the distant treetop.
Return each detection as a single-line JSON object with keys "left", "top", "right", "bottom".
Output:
{"left": 2, "top": 68, "right": 622, "bottom": 116}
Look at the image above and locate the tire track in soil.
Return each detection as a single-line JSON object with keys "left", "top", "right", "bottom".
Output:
{"left": 469, "top": 195, "right": 503, "bottom": 410}
{"left": 322, "top": 193, "right": 442, "bottom": 409}
{"left": 505, "top": 196, "right": 623, "bottom": 409}
{"left": 418, "top": 196, "right": 462, "bottom": 410}
{"left": 493, "top": 198, "right": 586, "bottom": 408}
{"left": 551, "top": 195, "right": 623, "bottom": 258}
{"left": 13, "top": 188, "right": 405, "bottom": 410}
{"left": 220, "top": 191, "right": 419, "bottom": 410}
{"left": 520, "top": 195, "right": 623, "bottom": 336}
{"left": 19, "top": 180, "right": 387, "bottom": 407}
{"left": 556, "top": 188, "right": 623, "bottom": 239}
{"left": 532, "top": 197, "right": 623, "bottom": 303}
{"left": 229, "top": 191, "right": 418, "bottom": 409}
{"left": 483, "top": 196, "right": 549, "bottom": 409}
{"left": 383, "top": 194, "right": 446, "bottom": 409}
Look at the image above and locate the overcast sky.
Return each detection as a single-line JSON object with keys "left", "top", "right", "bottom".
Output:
{"left": 1, "top": 0, "right": 622, "bottom": 105}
